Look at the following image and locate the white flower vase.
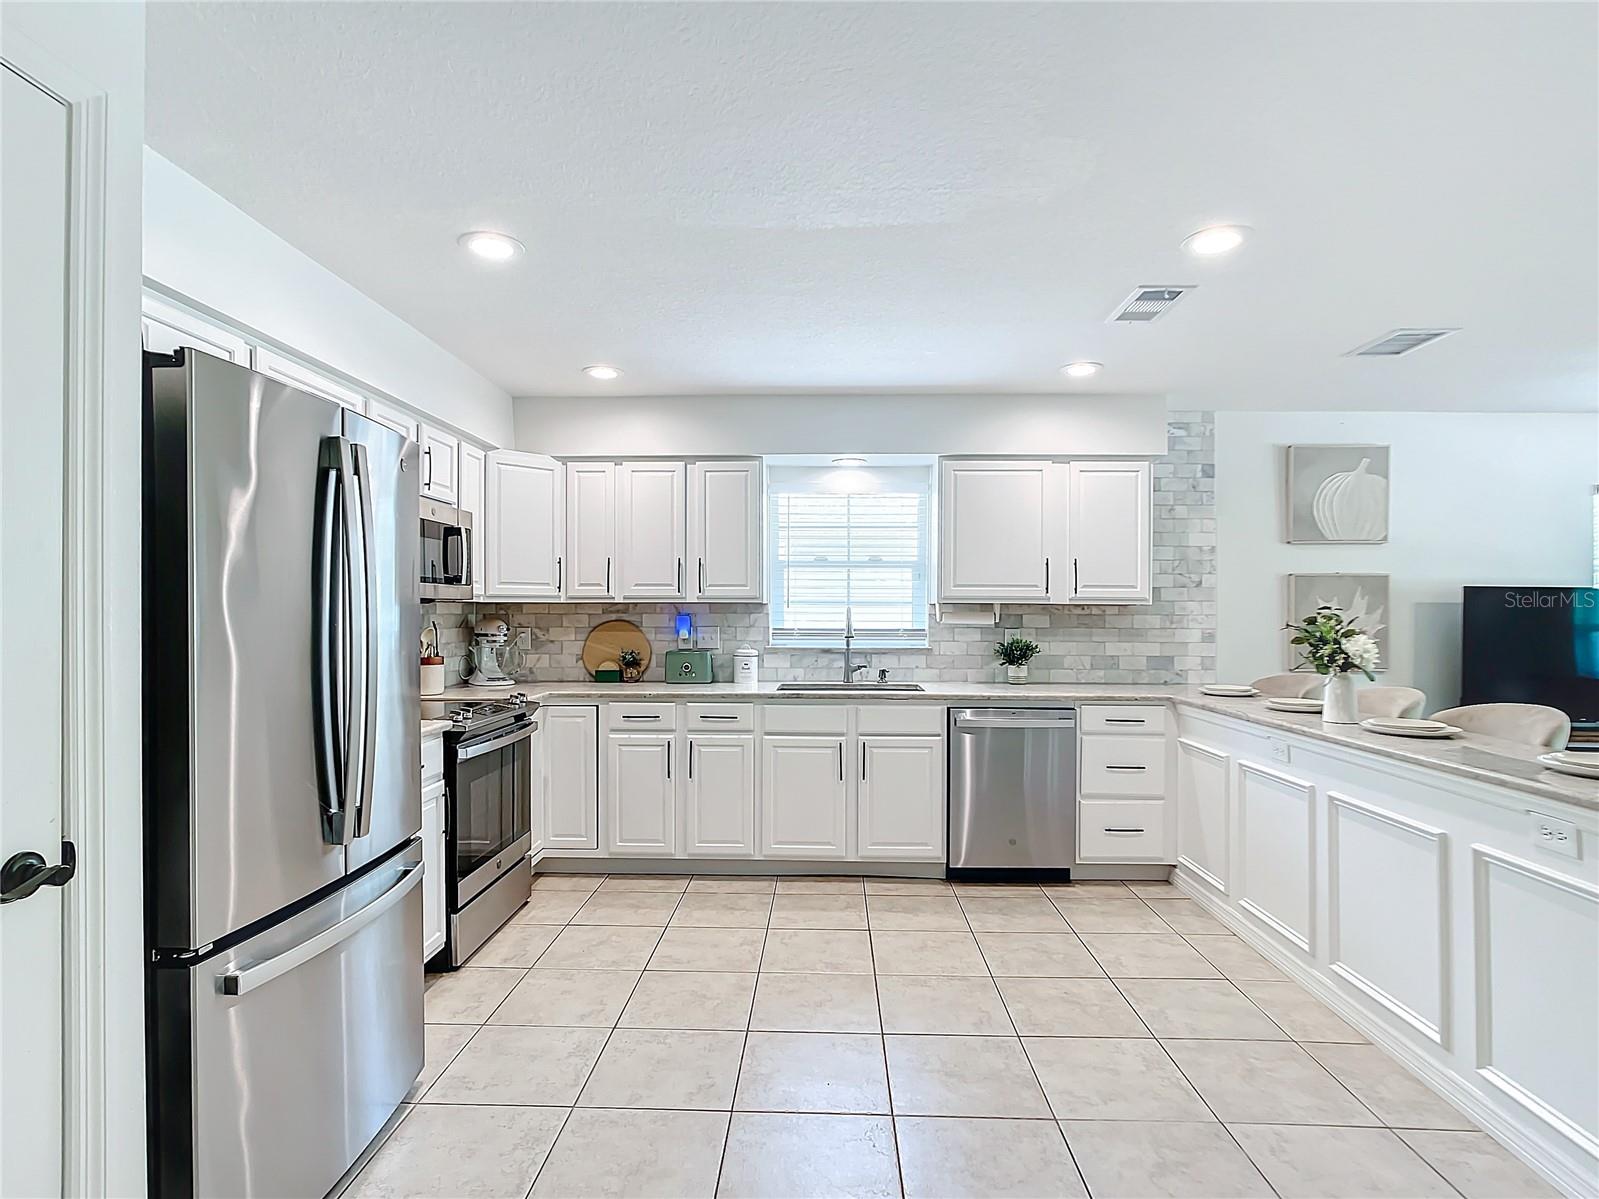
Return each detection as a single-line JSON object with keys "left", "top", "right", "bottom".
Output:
{"left": 1006, "top": 664, "right": 1029, "bottom": 685}
{"left": 1322, "top": 673, "right": 1360, "bottom": 725}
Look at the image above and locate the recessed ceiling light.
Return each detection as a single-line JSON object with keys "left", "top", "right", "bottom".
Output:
{"left": 1060, "top": 361, "right": 1103, "bottom": 379}
{"left": 457, "top": 230, "right": 524, "bottom": 262}
{"left": 1182, "top": 224, "right": 1251, "bottom": 257}
{"left": 832, "top": 456, "right": 867, "bottom": 466}
{"left": 582, "top": 364, "right": 622, "bottom": 381}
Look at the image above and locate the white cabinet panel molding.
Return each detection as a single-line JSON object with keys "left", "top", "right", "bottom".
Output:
{"left": 1176, "top": 738, "right": 1230, "bottom": 896}
{"left": 938, "top": 459, "right": 1062, "bottom": 601}
{"left": 605, "top": 733, "right": 676, "bottom": 855}
{"left": 420, "top": 424, "right": 459, "bottom": 504}
{"left": 363, "top": 395, "right": 421, "bottom": 443}
{"left": 1328, "top": 791, "right": 1450, "bottom": 1047}
{"left": 484, "top": 451, "right": 564, "bottom": 598}
{"left": 141, "top": 292, "right": 252, "bottom": 364}
{"left": 857, "top": 736, "right": 943, "bottom": 861}
{"left": 252, "top": 346, "right": 366, "bottom": 412}
{"left": 617, "top": 461, "right": 687, "bottom": 599}
{"left": 1067, "top": 460, "right": 1152, "bottom": 603}
{"left": 761, "top": 735, "right": 848, "bottom": 859}
{"left": 689, "top": 459, "right": 763, "bottom": 600}
{"left": 565, "top": 461, "right": 617, "bottom": 598}
{"left": 542, "top": 706, "right": 599, "bottom": 850}
{"left": 1236, "top": 760, "right": 1316, "bottom": 953}
{"left": 684, "top": 735, "right": 757, "bottom": 857}
{"left": 1471, "top": 844, "right": 1599, "bottom": 1157}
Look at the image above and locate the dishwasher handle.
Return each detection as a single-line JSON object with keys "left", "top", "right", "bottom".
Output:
{"left": 953, "top": 710, "right": 1077, "bottom": 731}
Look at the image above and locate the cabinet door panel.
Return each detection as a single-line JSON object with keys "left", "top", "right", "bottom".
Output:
{"left": 690, "top": 460, "right": 762, "bottom": 600}
{"left": 421, "top": 785, "right": 446, "bottom": 959}
{"left": 141, "top": 294, "right": 252, "bottom": 364}
{"left": 1068, "top": 461, "right": 1151, "bottom": 603}
{"left": 543, "top": 707, "right": 599, "bottom": 850}
{"left": 618, "top": 461, "right": 687, "bottom": 598}
{"left": 685, "top": 735, "right": 756, "bottom": 856}
{"left": 421, "top": 424, "right": 459, "bottom": 504}
{"left": 939, "top": 460, "right": 1060, "bottom": 601}
{"left": 858, "top": 736, "right": 944, "bottom": 860}
{"left": 363, "top": 396, "right": 421, "bottom": 444}
{"left": 252, "top": 347, "right": 366, "bottom": 412}
{"left": 566, "top": 462, "right": 617, "bottom": 598}
{"left": 761, "top": 736, "right": 847, "bottom": 859}
{"left": 484, "top": 451, "right": 563, "bottom": 598}
{"left": 606, "top": 734, "right": 676, "bottom": 855}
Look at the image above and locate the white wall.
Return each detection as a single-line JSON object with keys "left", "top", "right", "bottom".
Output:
{"left": 144, "top": 149, "right": 514, "bottom": 446}
{"left": 515, "top": 393, "right": 1168, "bottom": 457}
{"left": 1216, "top": 411, "right": 1598, "bottom": 710}
{"left": 2, "top": 2, "right": 146, "bottom": 1192}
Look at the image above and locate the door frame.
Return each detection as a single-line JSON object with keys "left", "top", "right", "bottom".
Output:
{"left": 3, "top": 32, "right": 117, "bottom": 1196}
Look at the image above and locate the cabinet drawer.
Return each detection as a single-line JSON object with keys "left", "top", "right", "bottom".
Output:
{"left": 421, "top": 736, "right": 444, "bottom": 784}
{"left": 606, "top": 702, "right": 677, "bottom": 731}
{"left": 763, "top": 704, "right": 849, "bottom": 735}
{"left": 855, "top": 704, "right": 944, "bottom": 736}
{"left": 1078, "top": 800, "right": 1170, "bottom": 863}
{"left": 1080, "top": 705, "right": 1167, "bottom": 736}
{"left": 686, "top": 703, "right": 754, "bottom": 731}
{"left": 1081, "top": 735, "right": 1167, "bottom": 797}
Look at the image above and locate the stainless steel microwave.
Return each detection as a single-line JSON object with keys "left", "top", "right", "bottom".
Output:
{"left": 420, "top": 498, "right": 472, "bottom": 599}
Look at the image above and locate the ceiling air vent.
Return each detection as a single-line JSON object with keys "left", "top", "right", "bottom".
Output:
{"left": 1108, "top": 286, "right": 1194, "bottom": 323}
{"left": 1345, "top": 328, "right": 1459, "bottom": 357}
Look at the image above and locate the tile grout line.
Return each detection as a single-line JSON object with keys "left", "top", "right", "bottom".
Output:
{"left": 866, "top": 901, "right": 908, "bottom": 1198}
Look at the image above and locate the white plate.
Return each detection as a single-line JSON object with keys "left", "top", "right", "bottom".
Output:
{"left": 1538, "top": 753, "right": 1599, "bottom": 779}
{"left": 1201, "top": 684, "right": 1259, "bottom": 697}
{"left": 1266, "top": 697, "right": 1323, "bottom": 713}
{"left": 1359, "top": 718, "right": 1461, "bottom": 739}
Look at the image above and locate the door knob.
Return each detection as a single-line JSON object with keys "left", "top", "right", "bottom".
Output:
{"left": 1, "top": 840, "right": 76, "bottom": 904}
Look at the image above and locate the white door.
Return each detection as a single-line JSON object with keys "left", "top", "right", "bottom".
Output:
{"left": 421, "top": 782, "right": 446, "bottom": 959}
{"left": 939, "top": 459, "right": 1063, "bottom": 601}
{"left": 1, "top": 62, "right": 70, "bottom": 1197}
{"left": 1068, "top": 460, "right": 1152, "bottom": 603}
{"left": 565, "top": 462, "right": 617, "bottom": 598}
{"left": 420, "top": 424, "right": 458, "bottom": 504}
{"left": 484, "top": 451, "right": 564, "bottom": 598}
{"left": 252, "top": 346, "right": 366, "bottom": 412}
{"left": 141, "top": 291, "right": 252, "bottom": 364}
{"left": 606, "top": 734, "right": 677, "bottom": 855}
{"left": 457, "top": 443, "right": 487, "bottom": 598}
{"left": 761, "top": 736, "right": 848, "bottom": 859}
{"left": 362, "top": 395, "right": 421, "bottom": 444}
{"left": 543, "top": 706, "right": 599, "bottom": 850}
{"left": 858, "top": 737, "right": 945, "bottom": 860}
{"left": 685, "top": 735, "right": 757, "bottom": 856}
{"left": 689, "top": 460, "right": 763, "bottom": 600}
{"left": 617, "top": 461, "right": 687, "bottom": 599}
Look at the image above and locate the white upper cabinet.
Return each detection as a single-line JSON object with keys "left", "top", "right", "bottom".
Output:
{"left": 939, "top": 459, "right": 1063, "bottom": 601}
{"left": 565, "top": 462, "right": 617, "bottom": 599}
{"left": 362, "top": 396, "right": 420, "bottom": 444}
{"left": 252, "top": 347, "right": 366, "bottom": 412}
{"left": 689, "top": 459, "right": 763, "bottom": 601}
{"left": 484, "top": 451, "right": 564, "bottom": 598}
{"left": 141, "top": 293, "right": 252, "bottom": 365}
{"left": 420, "top": 424, "right": 459, "bottom": 504}
{"left": 617, "top": 461, "right": 687, "bottom": 599}
{"left": 1067, "top": 461, "right": 1152, "bottom": 604}
{"left": 458, "top": 443, "right": 487, "bottom": 598}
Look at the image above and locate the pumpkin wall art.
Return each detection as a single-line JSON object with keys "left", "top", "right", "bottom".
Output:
{"left": 1285, "top": 444, "right": 1390, "bottom": 544}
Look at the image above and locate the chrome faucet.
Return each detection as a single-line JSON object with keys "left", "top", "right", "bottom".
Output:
{"left": 842, "top": 626, "right": 868, "bottom": 682}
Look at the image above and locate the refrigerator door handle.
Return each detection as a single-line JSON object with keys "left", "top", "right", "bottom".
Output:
{"left": 314, "top": 438, "right": 356, "bottom": 844}
{"left": 350, "top": 442, "right": 379, "bottom": 838}
{"left": 218, "top": 861, "right": 422, "bottom": 997}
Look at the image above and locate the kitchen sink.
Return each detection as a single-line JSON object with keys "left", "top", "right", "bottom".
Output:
{"left": 775, "top": 682, "right": 926, "bottom": 692}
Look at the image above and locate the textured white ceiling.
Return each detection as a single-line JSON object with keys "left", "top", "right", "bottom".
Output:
{"left": 147, "top": 2, "right": 1598, "bottom": 411}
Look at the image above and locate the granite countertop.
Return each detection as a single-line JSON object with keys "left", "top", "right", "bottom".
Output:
{"left": 417, "top": 679, "right": 1599, "bottom": 811}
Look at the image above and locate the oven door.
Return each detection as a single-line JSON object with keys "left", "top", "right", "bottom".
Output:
{"left": 449, "top": 719, "right": 534, "bottom": 907}
{"left": 420, "top": 499, "right": 472, "bottom": 599}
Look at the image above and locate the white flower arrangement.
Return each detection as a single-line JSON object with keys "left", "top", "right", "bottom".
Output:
{"left": 1284, "top": 605, "right": 1381, "bottom": 680}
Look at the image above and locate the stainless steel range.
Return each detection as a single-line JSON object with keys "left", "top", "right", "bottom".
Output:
{"left": 423, "top": 695, "right": 538, "bottom": 967}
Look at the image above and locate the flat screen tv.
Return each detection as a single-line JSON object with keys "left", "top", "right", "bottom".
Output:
{"left": 1460, "top": 587, "right": 1599, "bottom": 724}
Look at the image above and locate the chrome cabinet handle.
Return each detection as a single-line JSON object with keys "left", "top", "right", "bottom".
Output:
{"left": 1073, "top": 557, "right": 1079, "bottom": 595}
{"left": 665, "top": 743, "right": 671, "bottom": 780}
{"left": 698, "top": 714, "right": 738, "bottom": 721}
{"left": 698, "top": 558, "right": 705, "bottom": 595}
{"left": 605, "top": 557, "right": 611, "bottom": 593}
{"left": 676, "top": 557, "right": 683, "bottom": 594}
{"left": 1104, "top": 718, "right": 1146, "bottom": 725}
{"left": 1104, "top": 764, "right": 1148, "bottom": 772}
{"left": 1103, "top": 827, "right": 1146, "bottom": 835}
{"left": 688, "top": 741, "right": 694, "bottom": 779}
{"left": 837, "top": 742, "right": 844, "bottom": 781}
{"left": 424, "top": 446, "right": 433, "bottom": 488}
{"left": 1044, "top": 556, "right": 1050, "bottom": 592}
{"left": 556, "top": 555, "right": 563, "bottom": 593}
{"left": 621, "top": 714, "right": 662, "bottom": 721}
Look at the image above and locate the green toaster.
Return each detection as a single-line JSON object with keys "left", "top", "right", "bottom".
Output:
{"left": 665, "top": 649, "right": 713, "bottom": 683}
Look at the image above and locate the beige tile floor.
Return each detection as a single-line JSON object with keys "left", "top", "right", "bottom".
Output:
{"left": 345, "top": 875, "right": 1559, "bottom": 1199}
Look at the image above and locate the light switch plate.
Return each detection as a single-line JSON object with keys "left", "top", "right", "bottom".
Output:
{"left": 1268, "top": 737, "right": 1291, "bottom": 764}
{"left": 697, "top": 627, "right": 722, "bottom": 651}
{"left": 1528, "top": 810, "right": 1581, "bottom": 859}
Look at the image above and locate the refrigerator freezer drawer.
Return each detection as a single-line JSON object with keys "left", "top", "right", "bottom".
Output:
{"left": 153, "top": 842, "right": 424, "bottom": 1198}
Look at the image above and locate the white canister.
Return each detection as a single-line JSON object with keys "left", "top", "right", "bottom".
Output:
{"left": 733, "top": 643, "right": 760, "bottom": 690}
{"left": 420, "top": 658, "right": 446, "bottom": 697}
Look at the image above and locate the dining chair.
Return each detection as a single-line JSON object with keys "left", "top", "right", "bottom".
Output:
{"left": 1250, "top": 672, "right": 1324, "bottom": 699}
{"left": 1429, "top": 703, "right": 1570, "bottom": 750}
{"left": 1357, "top": 686, "right": 1427, "bottom": 719}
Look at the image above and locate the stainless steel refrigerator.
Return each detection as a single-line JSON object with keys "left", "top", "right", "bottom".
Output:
{"left": 143, "top": 349, "right": 423, "bottom": 1197}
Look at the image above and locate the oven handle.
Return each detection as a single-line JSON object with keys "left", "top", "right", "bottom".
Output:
{"left": 457, "top": 721, "right": 536, "bottom": 762}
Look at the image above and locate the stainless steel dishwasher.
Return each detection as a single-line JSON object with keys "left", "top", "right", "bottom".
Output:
{"left": 948, "top": 708, "right": 1077, "bottom": 877}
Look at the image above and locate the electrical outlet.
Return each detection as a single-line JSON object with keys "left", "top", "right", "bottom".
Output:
{"left": 513, "top": 626, "right": 533, "bottom": 651}
{"left": 1268, "top": 737, "right": 1291, "bottom": 764}
{"left": 1005, "top": 626, "right": 1022, "bottom": 641}
{"left": 697, "top": 627, "right": 722, "bottom": 650}
{"left": 1528, "top": 811, "right": 1580, "bottom": 859}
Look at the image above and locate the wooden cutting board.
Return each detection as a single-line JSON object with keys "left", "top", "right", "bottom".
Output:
{"left": 580, "top": 619, "right": 653, "bottom": 678}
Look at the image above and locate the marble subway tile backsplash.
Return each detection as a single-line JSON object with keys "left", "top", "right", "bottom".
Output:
{"left": 428, "top": 413, "right": 1215, "bottom": 687}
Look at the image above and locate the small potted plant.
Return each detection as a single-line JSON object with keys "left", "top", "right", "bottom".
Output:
{"left": 1284, "top": 604, "right": 1380, "bottom": 724}
{"left": 995, "top": 636, "right": 1041, "bottom": 685}
{"left": 617, "top": 647, "right": 644, "bottom": 684}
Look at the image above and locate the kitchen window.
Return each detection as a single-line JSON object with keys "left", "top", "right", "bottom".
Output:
{"left": 767, "top": 463, "right": 933, "bottom": 649}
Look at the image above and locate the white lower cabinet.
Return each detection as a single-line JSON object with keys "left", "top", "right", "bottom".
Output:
{"left": 606, "top": 733, "right": 676, "bottom": 855}
{"left": 761, "top": 735, "right": 848, "bottom": 859}
{"left": 857, "top": 736, "right": 944, "bottom": 860}
{"left": 421, "top": 779, "right": 446, "bottom": 960}
{"left": 685, "top": 735, "right": 756, "bottom": 856}
{"left": 543, "top": 706, "right": 599, "bottom": 850}
{"left": 1077, "top": 704, "right": 1175, "bottom": 864}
